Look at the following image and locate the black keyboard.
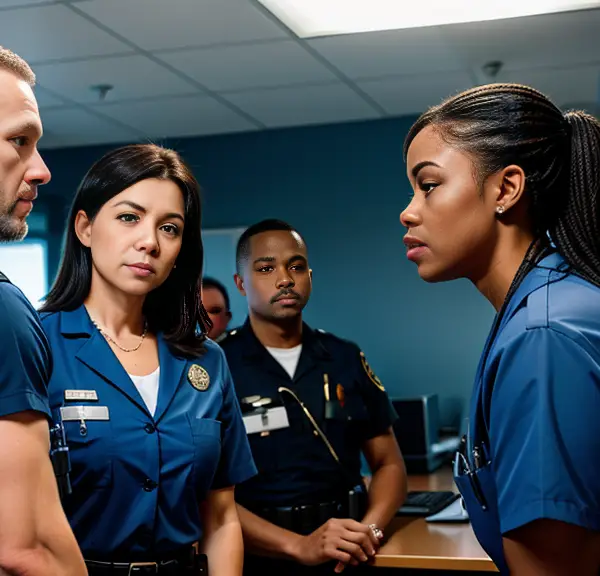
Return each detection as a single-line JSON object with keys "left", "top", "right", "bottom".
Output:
{"left": 396, "top": 491, "right": 460, "bottom": 517}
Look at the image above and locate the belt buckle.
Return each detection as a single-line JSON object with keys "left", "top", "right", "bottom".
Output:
{"left": 128, "top": 562, "right": 158, "bottom": 575}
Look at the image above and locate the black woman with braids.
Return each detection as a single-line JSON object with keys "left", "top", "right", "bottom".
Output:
{"left": 401, "top": 84, "right": 600, "bottom": 575}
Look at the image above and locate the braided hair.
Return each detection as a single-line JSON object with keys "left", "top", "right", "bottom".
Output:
{"left": 403, "top": 83, "right": 600, "bottom": 314}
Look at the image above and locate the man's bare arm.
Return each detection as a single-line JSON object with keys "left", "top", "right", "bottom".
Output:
{"left": 0, "top": 412, "right": 86, "bottom": 576}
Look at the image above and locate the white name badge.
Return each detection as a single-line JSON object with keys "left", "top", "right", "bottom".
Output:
{"left": 60, "top": 406, "right": 110, "bottom": 422}
{"left": 243, "top": 406, "right": 289, "bottom": 435}
{"left": 64, "top": 390, "right": 98, "bottom": 402}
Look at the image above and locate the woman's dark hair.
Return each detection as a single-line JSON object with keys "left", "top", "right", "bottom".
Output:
{"left": 41, "top": 143, "right": 211, "bottom": 358}
{"left": 404, "top": 83, "right": 600, "bottom": 309}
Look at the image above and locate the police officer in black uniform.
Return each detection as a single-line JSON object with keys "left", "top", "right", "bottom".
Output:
{"left": 220, "top": 219, "right": 407, "bottom": 575}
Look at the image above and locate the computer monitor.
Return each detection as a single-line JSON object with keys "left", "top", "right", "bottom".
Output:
{"left": 392, "top": 394, "right": 452, "bottom": 473}
{"left": 392, "top": 394, "right": 439, "bottom": 456}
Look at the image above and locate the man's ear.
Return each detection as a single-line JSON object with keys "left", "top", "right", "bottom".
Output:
{"left": 234, "top": 273, "right": 246, "bottom": 297}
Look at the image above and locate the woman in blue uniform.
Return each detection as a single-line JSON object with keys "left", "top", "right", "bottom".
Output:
{"left": 401, "top": 84, "right": 600, "bottom": 575}
{"left": 40, "top": 144, "right": 257, "bottom": 575}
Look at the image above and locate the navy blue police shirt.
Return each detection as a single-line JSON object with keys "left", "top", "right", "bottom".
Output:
{"left": 220, "top": 320, "right": 398, "bottom": 509}
{"left": 41, "top": 305, "right": 257, "bottom": 558}
{"left": 0, "top": 273, "right": 51, "bottom": 419}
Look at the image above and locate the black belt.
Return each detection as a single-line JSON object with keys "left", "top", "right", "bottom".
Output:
{"left": 85, "top": 551, "right": 207, "bottom": 575}
{"left": 257, "top": 500, "right": 349, "bottom": 535}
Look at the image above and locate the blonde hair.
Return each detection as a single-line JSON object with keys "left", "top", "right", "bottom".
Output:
{"left": 0, "top": 46, "right": 35, "bottom": 85}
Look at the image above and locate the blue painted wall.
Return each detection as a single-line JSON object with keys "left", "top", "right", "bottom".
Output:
{"left": 39, "top": 117, "right": 494, "bottom": 428}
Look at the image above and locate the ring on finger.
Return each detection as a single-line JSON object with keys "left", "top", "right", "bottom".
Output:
{"left": 368, "top": 524, "right": 384, "bottom": 539}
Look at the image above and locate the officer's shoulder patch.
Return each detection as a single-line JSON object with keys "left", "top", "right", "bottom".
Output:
{"left": 360, "top": 351, "right": 385, "bottom": 392}
{"left": 217, "top": 328, "right": 240, "bottom": 346}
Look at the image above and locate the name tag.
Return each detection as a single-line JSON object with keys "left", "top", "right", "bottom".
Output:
{"left": 243, "top": 406, "right": 289, "bottom": 435}
{"left": 60, "top": 406, "right": 109, "bottom": 422}
{"left": 64, "top": 389, "right": 98, "bottom": 402}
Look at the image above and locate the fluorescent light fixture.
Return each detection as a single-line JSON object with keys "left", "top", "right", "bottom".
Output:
{"left": 258, "top": 0, "right": 600, "bottom": 38}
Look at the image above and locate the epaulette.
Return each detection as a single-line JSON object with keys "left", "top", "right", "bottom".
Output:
{"left": 315, "top": 328, "right": 346, "bottom": 344}
{"left": 217, "top": 328, "right": 240, "bottom": 344}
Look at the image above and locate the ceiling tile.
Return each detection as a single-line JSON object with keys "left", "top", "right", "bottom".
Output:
{"left": 441, "top": 10, "right": 600, "bottom": 77}
{"left": 35, "top": 55, "right": 198, "bottom": 104}
{"left": 160, "top": 40, "right": 336, "bottom": 92}
{"left": 94, "top": 95, "right": 258, "bottom": 139}
{"left": 38, "top": 107, "right": 141, "bottom": 149}
{"left": 34, "top": 86, "right": 70, "bottom": 110}
{"left": 357, "top": 72, "right": 474, "bottom": 116}
{"left": 498, "top": 65, "right": 600, "bottom": 109}
{"left": 225, "top": 83, "right": 381, "bottom": 128}
{"left": 0, "top": 4, "right": 132, "bottom": 64}
{"left": 308, "top": 27, "right": 463, "bottom": 79}
{"left": 0, "top": 1, "right": 50, "bottom": 7}
{"left": 77, "top": 0, "right": 288, "bottom": 51}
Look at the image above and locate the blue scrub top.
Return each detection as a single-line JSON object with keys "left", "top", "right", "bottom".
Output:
{"left": 0, "top": 277, "right": 51, "bottom": 419}
{"left": 455, "top": 252, "right": 600, "bottom": 574}
{"left": 41, "top": 305, "right": 257, "bottom": 559}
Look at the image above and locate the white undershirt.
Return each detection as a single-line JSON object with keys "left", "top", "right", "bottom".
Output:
{"left": 128, "top": 367, "right": 160, "bottom": 416}
{"left": 266, "top": 344, "right": 303, "bottom": 379}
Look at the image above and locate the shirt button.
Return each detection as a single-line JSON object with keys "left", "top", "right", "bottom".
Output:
{"left": 143, "top": 478, "right": 157, "bottom": 492}
{"left": 144, "top": 423, "right": 155, "bottom": 434}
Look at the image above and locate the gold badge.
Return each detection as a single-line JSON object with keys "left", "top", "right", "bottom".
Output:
{"left": 336, "top": 384, "right": 345, "bottom": 408}
{"left": 188, "top": 364, "right": 210, "bottom": 391}
{"left": 360, "top": 352, "right": 385, "bottom": 391}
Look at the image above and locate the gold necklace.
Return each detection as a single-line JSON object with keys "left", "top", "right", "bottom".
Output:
{"left": 92, "top": 319, "right": 148, "bottom": 353}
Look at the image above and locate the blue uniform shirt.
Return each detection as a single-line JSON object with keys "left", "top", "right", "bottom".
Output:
{"left": 220, "top": 321, "right": 398, "bottom": 509}
{"left": 455, "top": 252, "right": 600, "bottom": 574}
{"left": 0, "top": 275, "right": 51, "bottom": 419}
{"left": 41, "top": 305, "right": 257, "bottom": 559}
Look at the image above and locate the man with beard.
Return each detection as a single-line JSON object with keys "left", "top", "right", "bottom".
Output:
{"left": 220, "top": 219, "right": 406, "bottom": 575}
{"left": 0, "top": 46, "right": 85, "bottom": 575}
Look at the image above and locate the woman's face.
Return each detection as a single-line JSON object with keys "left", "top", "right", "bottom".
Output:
{"left": 76, "top": 178, "right": 185, "bottom": 297}
{"left": 401, "top": 125, "right": 499, "bottom": 283}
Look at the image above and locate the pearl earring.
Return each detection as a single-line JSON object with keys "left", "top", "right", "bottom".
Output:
{"left": 496, "top": 206, "right": 505, "bottom": 214}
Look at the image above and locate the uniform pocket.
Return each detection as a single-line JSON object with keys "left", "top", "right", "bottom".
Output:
{"left": 63, "top": 419, "right": 114, "bottom": 490}
{"left": 245, "top": 425, "right": 290, "bottom": 475}
{"left": 325, "top": 388, "right": 369, "bottom": 455}
{"left": 454, "top": 463, "right": 507, "bottom": 574}
{"left": 327, "top": 387, "right": 369, "bottom": 422}
{"left": 187, "top": 415, "right": 222, "bottom": 497}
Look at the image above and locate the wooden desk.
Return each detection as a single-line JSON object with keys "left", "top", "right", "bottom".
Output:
{"left": 374, "top": 468, "right": 498, "bottom": 572}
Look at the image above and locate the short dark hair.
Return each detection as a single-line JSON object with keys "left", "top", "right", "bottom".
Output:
{"left": 41, "top": 144, "right": 211, "bottom": 357}
{"left": 0, "top": 46, "right": 35, "bottom": 85}
{"left": 202, "top": 277, "right": 230, "bottom": 312}
{"left": 235, "top": 219, "right": 303, "bottom": 275}
{"left": 404, "top": 82, "right": 600, "bottom": 319}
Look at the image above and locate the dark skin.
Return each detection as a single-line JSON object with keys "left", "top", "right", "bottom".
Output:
{"left": 403, "top": 126, "right": 600, "bottom": 574}
{"left": 234, "top": 230, "right": 406, "bottom": 572}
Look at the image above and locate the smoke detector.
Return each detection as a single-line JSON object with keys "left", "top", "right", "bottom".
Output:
{"left": 90, "top": 84, "right": 114, "bottom": 101}
{"left": 481, "top": 61, "right": 503, "bottom": 78}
